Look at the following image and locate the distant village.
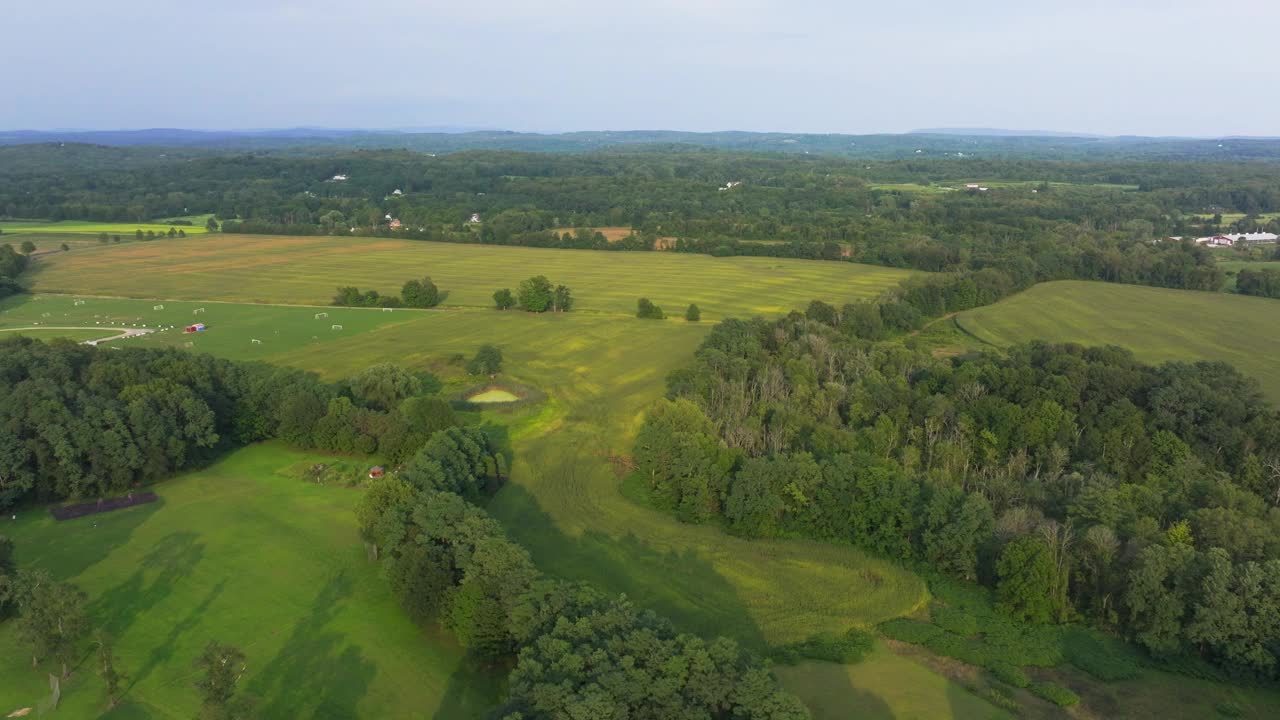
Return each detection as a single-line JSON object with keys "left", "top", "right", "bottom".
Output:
{"left": 1166, "top": 232, "right": 1280, "bottom": 247}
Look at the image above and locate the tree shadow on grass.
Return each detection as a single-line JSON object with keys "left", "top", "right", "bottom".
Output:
{"left": 491, "top": 482, "right": 769, "bottom": 652}
{"left": 128, "top": 578, "right": 227, "bottom": 692}
{"left": 13, "top": 498, "right": 165, "bottom": 580}
{"left": 244, "top": 571, "right": 376, "bottom": 719}
{"left": 89, "top": 531, "right": 205, "bottom": 641}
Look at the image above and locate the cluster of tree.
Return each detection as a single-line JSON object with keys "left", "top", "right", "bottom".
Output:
{"left": 0, "top": 242, "right": 29, "bottom": 300}
{"left": 0, "top": 339, "right": 459, "bottom": 508}
{"left": 357, "top": 471, "right": 809, "bottom": 718}
{"left": 131, "top": 227, "right": 186, "bottom": 240}
{"left": 1235, "top": 267, "right": 1280, "bottom": 299}
{"left": 493, "top": 276, "right": 572, "bottom": 312}
{"left": 643, "top": 314, "right": 1280, "bottom": 677}
{"left": 331, "top": 277, "right": 442, "bottom": 308}
{"left": 636, "top": 297, "right": 665, "bottom": 319}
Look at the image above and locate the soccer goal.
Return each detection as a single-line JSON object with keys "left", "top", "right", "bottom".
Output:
{"left": 382, "top": 307, "right": 393, "bottom": 312}
{"left": 315, "top": 312, "right": 329, "bottom": 319}
{"left": 251, "top": 339, "right": 262, "bottom": 345}
{"left": 153, "top": 304, "right": 164, "bottom": 310}
{"left": 193, "top": 308, "right": 206, "bottom": 315}
{"left": 331, "top": 324, "right": 343, "bottom": 331}
{"left": 73, "top": 299, "right": 86, "bottom": 306}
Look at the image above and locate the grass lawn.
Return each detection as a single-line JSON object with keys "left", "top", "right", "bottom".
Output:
{"left": 0, "top": 220, "right": 210, "bottom": 235}
{"left": 0, "top": 443, "right": 500, "bottom": 719}
{"left": 25, "top": 234, "right": 918, "bottom": 319}
{"left": 0, "top": 327, "right": 112, "bottom": 342}
{"left": 955, "top": 281, "right": 1280, "bottom": 402}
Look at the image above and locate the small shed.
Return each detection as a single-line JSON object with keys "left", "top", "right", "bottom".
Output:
{"left": 368, "top": 466, "right": 385, "bottom": 479}
{"left": 184, "top": 323, "right": 206, "bottom": 333}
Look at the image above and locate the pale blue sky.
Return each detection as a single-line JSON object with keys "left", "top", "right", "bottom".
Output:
{"left": 3, "top": 0, "right": 1275, "bottom": 136}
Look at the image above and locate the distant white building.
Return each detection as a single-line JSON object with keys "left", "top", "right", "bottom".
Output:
{"left": 331, "top": 174, "right": 348, "bottom": 181}
{"left": 392, "top": 189, "right": 403, "bottom": 196}
{"left": 1194, "top": 233, "right": 1279, "bottom": 247}
{"left": 469, "top": 213, "right": 481, "bottom": 223}
{"left": 719, "top": 181, "right": 742, "bottom": 191}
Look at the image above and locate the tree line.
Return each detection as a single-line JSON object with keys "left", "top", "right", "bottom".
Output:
{"left": 0, "top": 338, "right": 472, "bottom": 509}
{"left": 332, "top": 276, "right": 442, "bottom": 308}
{"left": 639, "top": 313, "right": 1280, "bottom": 678}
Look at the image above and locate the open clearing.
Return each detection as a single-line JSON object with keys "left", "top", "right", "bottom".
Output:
{"left": 467, "top": 388, "right": 521, "bottom": 403}
{"left": 956, "top": 280, "right": 1280, "bottom": 402}
{"left": 26, "top": 234, "right": 918, "bottom": 318}
{"left": 0, "top": 327, "right": 113, "bottom": 343}
{"left": 0, "top": 443, "right": 499, "bottom": 719}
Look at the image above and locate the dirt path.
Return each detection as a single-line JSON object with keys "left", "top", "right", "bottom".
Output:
{"left": 0, "top": 325, "right": 156, "bottom": 345}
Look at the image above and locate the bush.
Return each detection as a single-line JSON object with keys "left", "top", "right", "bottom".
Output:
{"left": 774, "top": 628, "right": 874, "bottom": 665}
{"left": 878, "top": 618, "right": 942, "bottom": 645}
{"left": 1028, "top": 680, "right": 1079, "bottom": 707}
{"left": 685, "top": 304, "right": 701, "bottom": 322}
{"left": 986, "top": 661, "right": 1030, "bottom": 688}
{"left": 931, "top": 605, "right": 979, "bottom": 637}
{"left": 1215, "top": 701, "right": 1245, "bottom": 718}
{"left": 1062, "top": 628, "right": 1140, "bottom": 681}
{"left": 982, "top": 686, "right": 1021, "bottom": 713}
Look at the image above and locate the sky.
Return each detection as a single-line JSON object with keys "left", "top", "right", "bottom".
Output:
{"left": 3, "top": 0, "right": 1277, "bottom": 137}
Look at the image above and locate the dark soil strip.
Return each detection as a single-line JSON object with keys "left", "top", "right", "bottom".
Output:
{"left": 50, "top": 492, "right": 158, "bottom": 521}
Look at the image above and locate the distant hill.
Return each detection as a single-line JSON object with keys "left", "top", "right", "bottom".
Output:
{"left": 910, "top": 127, "right": 1107, "bottom": 139}
{"left": 3, "top": 128, "right": 1280, "bottom": 162}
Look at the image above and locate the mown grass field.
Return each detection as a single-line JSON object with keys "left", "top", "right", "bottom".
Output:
{"left": 0, "top": 326, "right": 111, "bottom": 342}
{"left": 0, "top": 443, "right": 499, "bottom": 719}
{"left": 26, "top": 234, "right": 918, "bottom": 318}
{"left": 956, "top": 280, "right": 1280, "bottom": 402}
{"left": 0, "top": 219, "right": 210, "bottom": 235}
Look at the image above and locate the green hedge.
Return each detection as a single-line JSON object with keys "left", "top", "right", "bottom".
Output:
{"left": 773, "top": 628, "right": 874, "bottom": 665}
{"left": 986, "top": 661, "right": 1030, "bottom": 688}
{"left": 1028, "top": 680, "right": 1079, "bottom": 707}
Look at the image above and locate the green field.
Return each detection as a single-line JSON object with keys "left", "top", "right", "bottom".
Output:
{"left": 956, "top": 280, "right": 1280, "bottom": 402}
{"left": 0, "top": 326, "right": 111, "bottom": 342}
{"left": 0, "top": 219, "right": 210, "bottom": 235}
{"left": 26, "top": 234, "right": 918, "bottom": 318}
{"left": 1218, "top": 259, "right": 1280, "bottom": 290}
{"left": 22, "top": 251, "right": 1280, "bottom": 718}
{"left": 0, "top": 443, "right": 500, "bottom": 718}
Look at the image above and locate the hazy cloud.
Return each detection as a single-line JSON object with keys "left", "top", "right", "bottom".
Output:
{"left": 2, "top": 0, "right": 1275, "bottom": 135}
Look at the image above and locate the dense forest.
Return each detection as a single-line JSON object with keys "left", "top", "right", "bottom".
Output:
{"left": 637, "top": 313, "right": 1280, "bottom": 677}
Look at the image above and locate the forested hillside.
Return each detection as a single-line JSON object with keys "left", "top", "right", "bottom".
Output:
{"left": 639, "top": 312, "right": 1280, "bottom": 677}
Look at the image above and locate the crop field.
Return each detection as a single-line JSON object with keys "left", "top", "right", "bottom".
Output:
{"left": 1218, "top": 260, "right": 1280, "bottom": 290}
{"left": 956, "top": 280, "right": 1280, "bottom": 402}
{"left": 26, "top": 234, "right": 919, "bottom": 318}
{"left": 0, "top": 443, "right": 500, "bottom": 719}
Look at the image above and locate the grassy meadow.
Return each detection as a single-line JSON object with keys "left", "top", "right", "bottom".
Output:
{"left": 0, "top": 443, "right": 499, "bottom": 719}
{"left": 25, "top": 234, "right": 918, "bottom": 318}
{"left": 0, "top": 219, "right": 210, "bottom": 235}
{"left": 955, "top": 280, "right": 1280, "bottom": 402}
{"left": 18, "top": 244, "right": 1280, "bottom": 718}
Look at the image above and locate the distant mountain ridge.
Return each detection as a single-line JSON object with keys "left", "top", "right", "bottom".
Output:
{"left": 3, "top": 128, "right": 1280, "bottom": 162}
{"left": 910, "top": 127, "right": 1108, "bottom": 139}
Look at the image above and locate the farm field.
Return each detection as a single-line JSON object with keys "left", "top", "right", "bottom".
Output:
{"left": 25, "top": 234, "right": 919, "bottom": 318}
{"left": 0, "top": 219, "right": 210, "bottom": 235}
{"left": 0, "top": 443, "right": 500, "bottom": 719}
{"left": 955, "top": 280, "right": 1280, "bottom": 402}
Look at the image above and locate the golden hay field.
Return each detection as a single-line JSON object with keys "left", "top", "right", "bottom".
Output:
{"left": 27, "top": 234, "right": 919, "bottom": 319}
